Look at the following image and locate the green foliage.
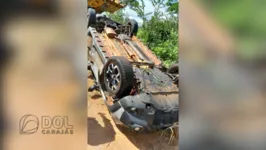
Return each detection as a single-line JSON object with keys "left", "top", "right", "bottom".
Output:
{"left": 136, "top": 0, "right": 178, "bottom": 67}
{"left": 138, "top": 13, "right": 178, "bottom": 67}
{"left": 106, "top": 9, "right": 128, "bottom": 24}
{"left": 166, "top": 0, "right": 179, "bottom": 13}
{"left": 109, "top": 0, "right": 179, "bottom": 66}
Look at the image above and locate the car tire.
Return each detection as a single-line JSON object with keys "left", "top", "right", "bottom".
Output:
{"left": 167, "top": 63, "right": 179, "bottom": 74}
{"left": 103, "top": 56, "right": 134, "bottom": 98}
{"left": 87, "top": 8, "right": 96, "bottom": 27}
{"left": 127, "top": 19, "right": 138, "bottom": 37}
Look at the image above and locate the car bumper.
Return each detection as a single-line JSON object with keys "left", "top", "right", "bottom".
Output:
{"left": 106, "top": 93, "right": 179, "bottom": 132}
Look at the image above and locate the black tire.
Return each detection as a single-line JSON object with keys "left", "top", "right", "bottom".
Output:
{"left": 127, "top": 19, "right": 138, "bottom": 37}
{"left": 103, "top": 56, "right": 134, "bottom": 98}
{"left": 87, "top": 8, "right": 96, "bottom": 27}
{"left": 167, "top": 63, "right": 179, "bottom": 74}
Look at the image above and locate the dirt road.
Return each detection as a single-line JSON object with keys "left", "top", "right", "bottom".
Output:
{"left": 87, "top": 72, "right": 178, "bottom": 150}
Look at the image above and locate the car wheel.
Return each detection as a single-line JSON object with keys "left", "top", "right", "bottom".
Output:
{"left": 127, "top": 19, "right": 138, "bottom": 37}
{"left": 103, "top": 56, "right": 134, "bottom": 98}
{"left": 167, "top": 63, "right": 179, "bottom": 74}
{"left": 88, "top": 8, "right": 96, "bottom": 27}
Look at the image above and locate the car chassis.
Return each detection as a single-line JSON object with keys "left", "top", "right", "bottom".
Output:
{"left": 87, "top": 9, "right": 178, "bottom": 132}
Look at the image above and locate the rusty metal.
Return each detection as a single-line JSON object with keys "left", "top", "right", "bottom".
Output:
{"left": 102, "top": 34, "right": 120, "bottom": 57}
{"left": 88, "top": 27, "right": 111, "bottom": 63}
{"left": 119, "top": 40, "right": 141, "bottom": 62}
{"left": 132, "top": 36, "right": 162, "bottom": 66}
{"left": 134, "top": 67, "right": 178, "bottom": 94}
{"left": 125, "top": 40, "right": 153, "bottom": 64}
{"left": 88, "top": 27, "right": 160, "bottom": 66}
{"left": 105, "top": 27, "right": 117, "bottom": 38}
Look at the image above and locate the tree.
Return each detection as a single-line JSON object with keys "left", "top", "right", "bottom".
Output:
{"left": 136, "top": 0, "right": 179, "bottom": 66}
{"left": 126, "top": 0, "right": 152, "bottom": 27}
{"left": 107, "top": 9, "right": 128, "bottom": 24}
{"left": 166, "top": 0, "right": 179, "bottom": 14}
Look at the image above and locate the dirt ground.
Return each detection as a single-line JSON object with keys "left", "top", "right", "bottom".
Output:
{"left": 87, "top": 71, "right": 178, "bottom": 150}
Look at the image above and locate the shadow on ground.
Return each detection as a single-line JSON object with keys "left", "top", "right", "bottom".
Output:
{"left": 117, "top": 126, "right": 178, "bottom": 150}
{"left": 91, "top": 94, "right": 102, "bottom": 100}
{"left": 87, "top": 113, "right": 116, "bottom": 146}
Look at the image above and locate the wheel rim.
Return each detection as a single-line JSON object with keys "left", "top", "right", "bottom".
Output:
{"left": 106, "top": 63, "right": 121, "bottom": 91}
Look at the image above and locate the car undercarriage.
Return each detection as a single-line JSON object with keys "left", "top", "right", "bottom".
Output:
{"left": 87, "top": 7, "right": 178, "bottom": 132}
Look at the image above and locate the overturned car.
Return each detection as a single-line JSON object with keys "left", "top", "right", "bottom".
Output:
{"left": 87, "top": 7, "right": 178, "bottom": 132}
